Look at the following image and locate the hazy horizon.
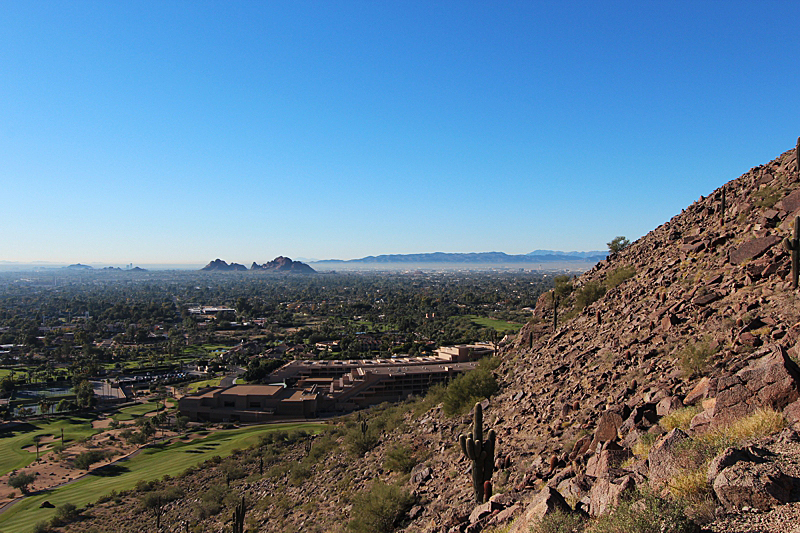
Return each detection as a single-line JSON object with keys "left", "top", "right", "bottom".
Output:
{"left": 0, "top": 248, "right": 607, "bottom": 272}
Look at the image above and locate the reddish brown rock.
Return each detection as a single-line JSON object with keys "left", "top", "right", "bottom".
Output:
{"left": 684, "top": 377, "right": 711, "bottom": 405}
{"left": 647, "top": 429, "right": 690, "bottom": 487}
{"left": 783, "top": 399, "right": 800, "bottom": 427}
{"left": 689, "top": 408, "right": 714, "bottom": 433}
{"left": 656, "top": 396, "right": 684, "bottom": 417}
{"left": 711, "top": 348, "right": 800, "bottom": 428}
{"left": 693, "top": 292, "right": 722, "bottom": 306}
{"left": 585, "top": 442, "right": 632, "bottom": 478}
{"left": 661, "top": 313, "right": 679, "bottom": 331}
{"left": 508, "top": 486, "right": 572, "bottom": 533}
{"left": 778, "top": 189, "right": 800, "bottom": 213}
{"left": 593, "top": 411, "right": 624, "bottom": 444}
{"left": 589, "top": 475, "right": 635, "bottom": 517}
{"left": 729, "top": 235, "right": 781, "bottom": 265}
{"left": 712, "top": 455, "right": 799, "bottom": 511}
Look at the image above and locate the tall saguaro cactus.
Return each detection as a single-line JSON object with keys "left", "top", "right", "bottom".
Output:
{"left": 720, "top": 185, "right": 726, "bottom": 225}
{"left": 796, "top": 136, "right": 800, "bottom": 177}
{"left": 552, "top": 292, "right": 558, "bottom": 331}
{"left": 458, "top": 402, "right": 496, "bottom": 503}
{"left": 233, "top": 495, "right": 245, "bottom": 533}
{"left": 783, "top": 216, "right": 800, "bottom": 289}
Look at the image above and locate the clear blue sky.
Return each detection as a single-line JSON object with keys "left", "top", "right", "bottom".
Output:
{"left": 2, "top": 1, "right": 799, "bottom": 265}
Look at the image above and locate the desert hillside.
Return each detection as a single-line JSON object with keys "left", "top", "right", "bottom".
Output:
{"left": 61, "top": 146, "right": 800, "bottom": 533}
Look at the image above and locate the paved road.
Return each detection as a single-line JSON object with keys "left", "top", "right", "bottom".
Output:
{"left": 219, "top": 367, "right": 245, "bottom": 387}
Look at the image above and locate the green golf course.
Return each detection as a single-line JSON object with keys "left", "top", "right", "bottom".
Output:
{"left": 0, "top": 417, "right": 98, "bottom": 477}
{"left": 0, "top": 421, "right": 323, "bottom": 533}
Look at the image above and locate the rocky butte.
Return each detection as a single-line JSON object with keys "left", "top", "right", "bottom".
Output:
{"left": 200, "top": 257, "right": 314, "bottom": 273}
{"left": 61, "top": 144, "right": 800, "bottom": 533}
{"left": 250, "top": 256, "right": 316, "bottom": 273}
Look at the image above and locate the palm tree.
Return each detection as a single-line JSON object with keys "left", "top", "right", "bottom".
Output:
{"left": 38, "top": 398, "right": 53, "bottom": 418}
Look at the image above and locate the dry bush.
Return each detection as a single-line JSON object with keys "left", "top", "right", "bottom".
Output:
{"left": 660, "top": 406, "right": 701, "bottom": 432}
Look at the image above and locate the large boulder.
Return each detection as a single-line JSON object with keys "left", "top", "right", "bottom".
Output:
{"left": 508, "top": 486, "right": 572, "bottom": 533}
{"left": 589, "top": 474, "right": 635, "bottom": 517}
{"left": 710, "top": 347, "right": 800, "bottom": 428}
{"left": 710, "top": 446, "right": 800, "bottom": 511}
{"left": 585, "top": 442, "right": 632, "bottom": 478}
{"left": 728, "top": 235, "right": 781, "bottom": 265}
{"left": 647, "top": 429, "right": 690, "bottom": 487}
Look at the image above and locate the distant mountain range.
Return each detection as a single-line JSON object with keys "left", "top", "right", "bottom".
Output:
{"left": 314, "top": 250, "right": 607, "bottom": 264}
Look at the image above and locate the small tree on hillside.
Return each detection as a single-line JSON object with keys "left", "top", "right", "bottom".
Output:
{"left": 607, "top": 236, "right": 630, "bottom": 254}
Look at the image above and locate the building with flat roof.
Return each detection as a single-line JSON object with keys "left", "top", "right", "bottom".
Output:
{"left": 178, "top": 346, "right": 492, "bottom": 422}
{"left": 178, "top": 384, "right": 319, "bottom": 422}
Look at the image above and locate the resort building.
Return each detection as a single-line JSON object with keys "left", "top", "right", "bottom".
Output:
{"left": 178, "top": 345, "right": 493, "bottom": 422}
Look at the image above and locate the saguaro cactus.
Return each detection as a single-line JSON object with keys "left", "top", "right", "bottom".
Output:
{"left": 720, "top": 185, "right": 726, "bottom": 225}
{"left": 233, "top": 495, "right": 245, "bottom": 533}
{"left": 552, "top": 292, "right": 558, "bottom": 331}
{"left": 796, "top": 136, "right": 800, "bottom": 177}
{"left": 783, "top": 215, "right": 800, "bottom": 288}
{"left": 458, "top": 402, "right": 496, "bottom": 503}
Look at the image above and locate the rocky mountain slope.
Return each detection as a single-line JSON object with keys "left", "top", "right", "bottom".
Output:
{"left": 61, "top": 145, "right": 800, "bottom": 533}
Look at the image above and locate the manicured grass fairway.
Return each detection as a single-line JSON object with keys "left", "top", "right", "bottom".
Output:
{"left": 465, "top": 315, "right": 523, "bottom": 333}
{"left": 186, "top": 377, "right": 223, "bottom": 393}
{"left": 110, "top": 401, "right": 162, "bottom": 421}
{"left": 0, "top": 417, "right": 98, "bottom": 477}
{"left": 0, "top": 422, "right": 323, "bottom": 532}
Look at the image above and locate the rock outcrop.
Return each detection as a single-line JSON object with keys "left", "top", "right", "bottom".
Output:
{"left": 200, "top": 259, "right": 248, "bottom": 271}
{"left": 250, "top": 256, "right": 315, "bottom": 273}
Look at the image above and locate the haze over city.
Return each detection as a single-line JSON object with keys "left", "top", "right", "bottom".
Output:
{"left": 3, "top": 1, "right": 800, "bottom": 266}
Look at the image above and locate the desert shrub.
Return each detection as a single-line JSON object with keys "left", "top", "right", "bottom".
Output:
{"left": 346, "top": 426, "right": 379, "bottom": 457}
{"left": 32, "top": 522, "right": 51, "bottom": 533}
{"left": 575, "top": 282, "right": 606, "bottom": 310}
{"left": 289, "top": 462, "right": 312, "bottom": 485}
{"left": 678, "top": 341, "right": 715, "bottom": 378}
{"left": 753, "top": 185, "right": 782, "bottom": 208}
{"left": 411, "top": 383, "right": 447, "bottom": 416}
{"left": 631, "top": 432, "right": 659, "bottom": 458}
{"left": 606, "top": 266, "right": 636, "bottom": 288}
{"left": 442, "top": 357, "right": 500, "bottom": 416}
{"left": 50, "top": 502, "right": 80, "bottom": 527}
{"left": 718, "top": 406, "right": 786, "bottom": 441}
{"left": 135, "top": 479, "right": 156, "bottom": 492}
{"left": 220, "top": 460, "right": 246, "bottom": 484}
{"left": 587, "top": 489, "right": 696, "bottom": 533}
{"left": 266, "top": 462, "right": 291, "bottom": 479}
{"left": 532, "top": 508, "right": 586, "bottom": 533}
{"left": 554, "top": 275, "right": 574, "bottom": 298}
{"left": 306, "top": 433, "right": 336, "bottom": 463}
{"left": 384, "top": 444, "right": 417, "bottom": 474}
{"left": 8, "top": 471, "right": 35, "bottom": 493}
{"left": 73, "top": 450, "right": 110, "bottom": 470}
{"left": 347, "top": 481, "right": 414, "bottom": 533}
{"left": 195, "top": 484, "right": 228, "bottom": 519}
{"left": 660, "top": 406, "right": 702, "bottom": 432}
{"left": 668, "top": 469, "right": 712, "bottom": 502}
{"left": 370, "top": 404, "right": 407, "bottom": 434}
